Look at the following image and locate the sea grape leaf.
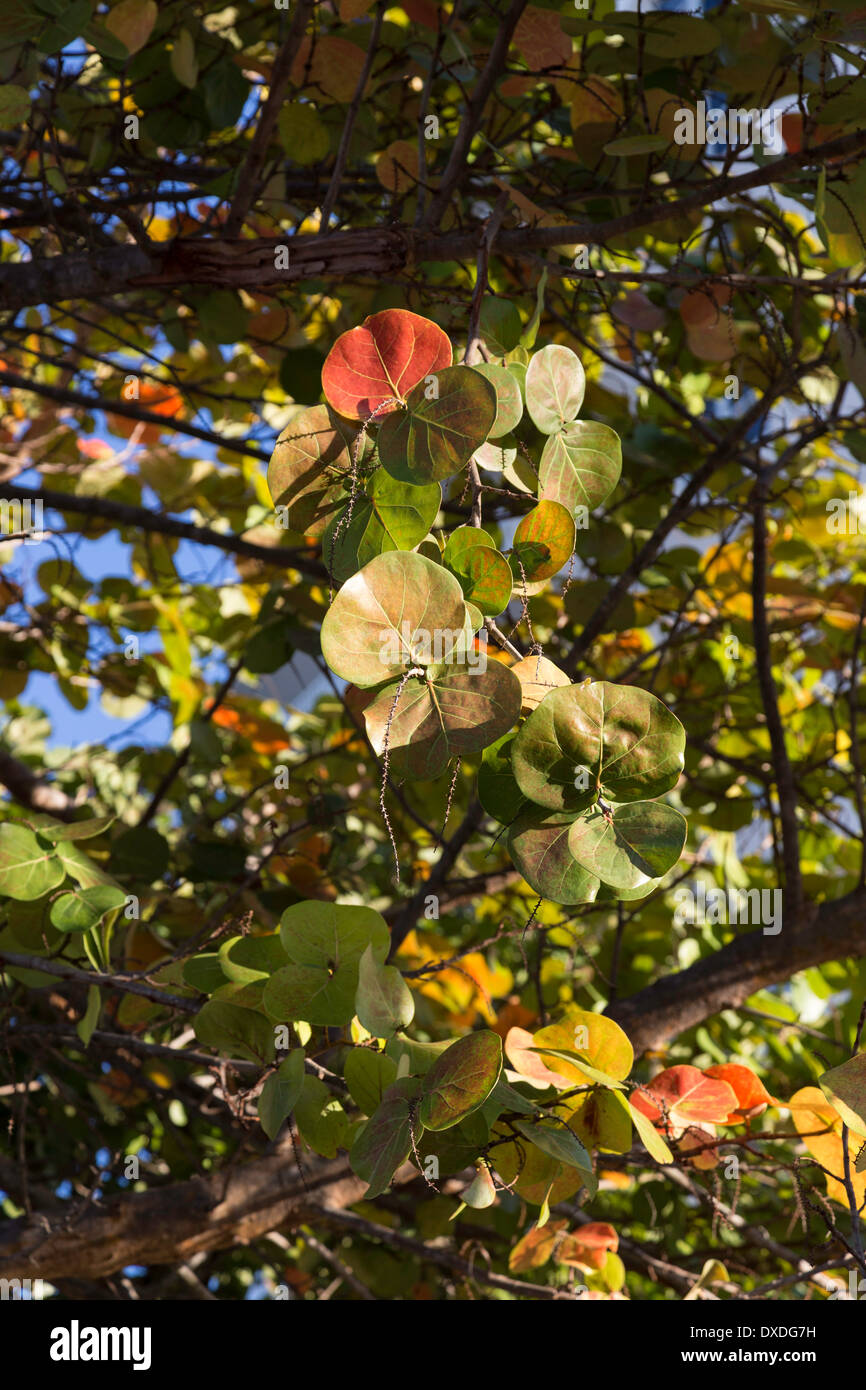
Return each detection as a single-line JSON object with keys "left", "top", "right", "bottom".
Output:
{"left": 492, "top": 1125, "right": 586, "bottom": 1206}
{"left": 789, "top": 1085, "right": 866, "bottom": 1208}
{"left": 510, "top": 501, "right": 575, "bottom": 585}
{"left": 0, "top": 824, "right": 65, "bottom": 900}
{"left": 365, "top": 659, "right": 521, "bottom": 780}
{"left": 539, "top": 421, "right": 622, "bottom": 516}
{"left": 470, "top": 362, "right": 523, "bottom": 437}
{"left": 444, "top": 541, "right": 513, "bottom": 615}
{"left": 324, "top": 471, "right": 442, "bottom": 584}
{"left": 355, "top": 943, "right": 415, "bottom": 1037}
{"left": 267, "top": 404, "right": 362, "bottom": 538}
{"left": 320, "top": 551, "right": 467, "bottom": 688}
{"left": 525, "top": 344, "right": 585, "bottom": 433}
{"left": 418, "top": 1030, "right": 503, "bottom": 1131}
{"left": 564, "top": 1088, "right": 633, "bottom": 1153}
{"left": 530, "top": 1007, "right": 634, "bottom": 1087}
{"left": 321, "top": 308, "right": 452, "bottom": 421}
{"left": 478, "top": 731, "right": 527, "bottom": 824}
{"left": 294, "top": 1074, "right": 348, "bottom": 1158}
{"left": 344, "top": 1047, "right": 398, "bottom": 1115}
{"left": 631, "top": 1066, "right": 738, "bottom": 1136}
{"left": 49, "top": 884, "right": 126, "bottom": 932}
{"left": 514, "top": 1119, "right": 595, "bottom": 1193}
{"left": 258, "top": 1049, "right": 306, "bottom": 1139}
{"left": 262, "top": 901, "right": 389, "bottom": 1026}
{"left": 704, "top": 1063, "right": 773, "bottom": 1124}
{"left": 819, "top": 1052, "right": 866, "bottom": 1139}
{"left": 193, "top": 1000, "right": 276, "bottom": 1064}
{"left": 511, "top": 679, "right": 686, "bottom": 812}
{"left": 350, "top": 1076, "right": 424, "bottom": 1198}
{"left": 378, "top": 366, "right": 497, "bottom": 484}
{"left": 566, "top": 801, "right": 687, "bottom": 890}
{"left": 27, "top": 814, "right": 116, "bottom": 842}
{"left": 507, "top": 807, "right": 601, "bottom": 905}
{"left": 218, "top": 933, "right": 288, "bottom": 985}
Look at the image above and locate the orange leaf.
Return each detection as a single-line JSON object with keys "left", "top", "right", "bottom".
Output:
{"left": 705, "top": 1063, "right": 772, "bottom": 1124}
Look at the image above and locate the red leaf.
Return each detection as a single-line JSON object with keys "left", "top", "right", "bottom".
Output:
{"left": 558, "top": 1222, "right": 618, "bottom": 1271}
{"left": 704, "top": 1063, "right": 772, "bottom": 1124}
{"left": 321, "top": 309, "right": 452, "bottom": 421}
{"left": 631, "top": 1065, "right": 737, "bottom": 1136}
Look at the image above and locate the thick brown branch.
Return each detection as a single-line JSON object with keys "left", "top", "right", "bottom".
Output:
{"left": 606, "top": 885, "right": 866, "bottom": 1056}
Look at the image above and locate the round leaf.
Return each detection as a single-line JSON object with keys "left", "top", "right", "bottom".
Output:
{"left": 508, "top": 807, "right": 601, "bottom": 905}
{"left": 378, "top": 366, "right": 497, "bottom": 485}
{"left": 268, "top": 404, "right": 362, "bottom": 538}
{"left": 566, "top": 801, "right": 687, "bottom": 890}
{"left": 525, "top": 345, "right": 585, "bottom": 433}
{"left": 320, "top": 551, "right": 467, "bottom": 687}
{"left": 471, "top": 363, "right": 523, "bottom": 437}
{"left": 0, "top": 824, "right": 64, "bottom": 901}
{"left": 510, "top": 500, "right": 575, "bottom": 585}
{"left": 365, "top": 659, "right": 522, "bottom": 780}
{"left": 355, "top": 943, "right": 415, "bottom": 1038}
{"left": 49, "top": 885, "right": 126, "bottom": 932}
{"left": 539, "top": 421, "right": 622, "bottom": 516}
{"left": 322, "top": 308, "right": 452, "bottom": 422}
{"left": 512, "top": 679, "right": 686, "bottom": 811}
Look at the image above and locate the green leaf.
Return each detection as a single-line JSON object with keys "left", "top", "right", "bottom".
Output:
{"left": 203, "top": 59, "right": 249, "bottom": 129}
{"left": 355, "top": 944, "right": 415, "bottom": 1038}
{"left": 616, "top": 1091, "right": 673, "bottom": 1164}
{"left": 480, "top": 297, "right": 523, "bottom": 355}
{"left": 170, "top": 27, "right": 198, "bottom": 88}
{"left": 262, "top": 901, "right": 389, "bottom": 1027}
{"left": 324, "top": 471, "right": 441, "bottom": 584}
{"left": 525, "top": 345, "right": 585, "bottom": 434}
{"left": 513, "top": 1119, "right": 595, "bottom": 1193}
{"left": 418, "top": 1030, "right": 503, "bottom": 1131}
{"left": 538, "top": 421, "right": 622, "bottom": 517}
{"left": 350, "top": 1077, "right": 424, "bottom": 1198}
{"left": 193, "top": 1000, "right": 276, "bottom": 1063}
{"left": 218, "top": 933, "right": 288, "bottom": 984}
{"left": 49, "top": 884, "right": 126, "bottom": 932}
{"left": 77, "top": 984, "right": 101, "bottom": 1046}
{"left": 567, "top": 800, "right": 687, "bottom": 890}
{"left": 512, "top": 679, "right": 686, "bottom": 812}
{"left": 294, "top": 1074, "right": 348, "bottom": 1158}
{"left": 0, "top": 824, "right": 65, "bottom": 900}
{"left": 258, "top": 1049, "right": 306, "bottom": 1139}
{"left": 508, "top": 807, "right": 601, "bottom": 905}
{"left": 378, "top": 366, "right": 497, "bottom": 484}
{"left": 478, "top": 731, "right": 527, "bottom": 824}
{"left": 321, "top": 551, "right": 467, "bottom": 688}
{"left": 603, "top": 134, "right": 669, "bottom": 156}
{"left": 470, "top": 363, "right": 523, "bottom": 437}
{"left": 444, "top": 539, "right": 513, "bottom": 615}
{"left": 365, "top": 659, "right": 522, "bottom": 780}
{"left": 344, "top": 1047, "right": 398, "bottom": 1115}
{"left": 278, "top": 101, "right": 330, "bottom": 164}
{"left": 110, "top": 827, "right": 169, "bottom": 880}
{"left": 27, "top": 814, "right": 115, "bottom": 842}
